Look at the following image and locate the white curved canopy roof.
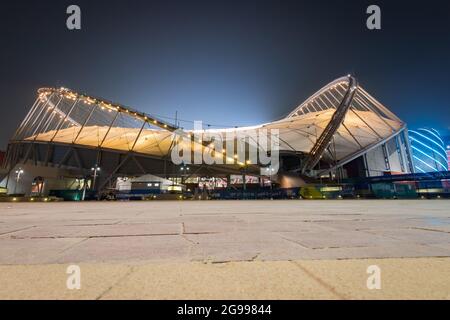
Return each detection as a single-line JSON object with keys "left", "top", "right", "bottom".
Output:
{"left": 12, "top": 76, "right": 405, "bottom": 168}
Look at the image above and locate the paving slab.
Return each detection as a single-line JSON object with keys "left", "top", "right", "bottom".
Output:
{"left": 54, "top": 235, "right": 191, "bottom": 264}
{"left": 260, "top": 244, "right": 450, "bottom": 260}
{"left": 314, "top": 218, "right": 429, "bottom": 231}
{"left": 364, "top": 228, "right": 450, "bottom": 245}
{"left": 0, "top": 224, "right": 36, "bottom": 237}
{"left": 0, "top": 264, "right": 132, "bottom": 300}
{"left": 295, "top": 258, "right": 450, "bottom": 299}
{"left": 277, "top": 230, "right": 403, "bottom": 249}
{"left": 9, "top": 223, "right": 181, "bottom": 239}
{"left": 101, "top": 261, "right": 337, "bottom": 300}
{"left": 0, "top": 258, "right": 448, "bottom": 300}
{"left": 0, "top": 200, "right": 449, "bottom": 264}
{"left": 0, "top": 238, "right": 85, "bottom": 265}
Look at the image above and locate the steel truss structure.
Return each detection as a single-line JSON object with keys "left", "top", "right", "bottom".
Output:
{"left": 3, "top": 75, "right": 413, "bottom": 192}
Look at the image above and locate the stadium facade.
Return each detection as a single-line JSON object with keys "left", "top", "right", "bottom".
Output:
{"left": 409, "top": 128, "right": 448, "bottom": 173}
{"left": 445, "top": 136, "right": 450, "bottom": 169}
{"left": 447, "top": 148, "right": 450, "bottom": 170}
{"left": 1, "top": 75, "right": 415, "bottom": 197}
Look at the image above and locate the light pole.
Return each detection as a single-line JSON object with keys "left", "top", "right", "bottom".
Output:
{"left": 13, "top": 168, "right": 24, "bottom": 195}
{"left": 270, "top": 167, "right": 275, "bottom": 190}
{"left": 81, "top": 176, "right": 88, "bottom": 201}
{"left": 241, "top": 160, "right": 251, "bottom": 199}
{"left": 91, "top": 165, "right": 101, "bottom": 191}
{"left": 180, "top": 164, "right": 189, "bottom": 184}
{"left": 265, "top": 167, "right": 275, "bottom": 199}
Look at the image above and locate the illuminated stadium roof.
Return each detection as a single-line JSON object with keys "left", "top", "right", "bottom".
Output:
{"left": 9, "top": 75, "right": 406, "bottom": 177}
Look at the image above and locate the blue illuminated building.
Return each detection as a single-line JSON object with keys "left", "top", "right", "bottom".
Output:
{"left": 409, "top": 128, "right": 448, "bottom": 173}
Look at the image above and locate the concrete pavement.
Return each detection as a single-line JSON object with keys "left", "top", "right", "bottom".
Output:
{"left": 0, "top": 200, "right": 449, "bottom": 299}
{"left": 0, "top": 258, "right": 449, "bottom": 299}
{"left": 1, "top": 200, "right": 449, "bottom": 264}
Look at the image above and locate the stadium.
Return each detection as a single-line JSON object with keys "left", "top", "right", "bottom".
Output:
{"left": 1, "top": 75, "right": 416, "bottom": 199}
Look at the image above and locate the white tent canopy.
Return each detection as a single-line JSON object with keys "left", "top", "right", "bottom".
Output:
{"left": 13, "top": 76, "right": 405, "bottom": 171}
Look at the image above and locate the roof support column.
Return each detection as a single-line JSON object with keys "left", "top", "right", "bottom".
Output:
{"left": 99, "top": 110, "right": 120, "bottom": 147}
{"left": 72, "top": 103, "right": 97, "bottom": 144}
{"left": 13, "top": 96, "right": 41, "bottom": 140}
{"left": 33, "top": 96, "right": 64, "bottom": 140}
{"left": 130, "top": 121, "right": 147, "bottom": 152}
{"left": 50, "top": 98, "right": 80, "bottom": 142}
{"left": 24, "top": 93, "right": 55, "bottom": 138}
{"left": 301, "top": 76, "right": 358, "bottom": 174}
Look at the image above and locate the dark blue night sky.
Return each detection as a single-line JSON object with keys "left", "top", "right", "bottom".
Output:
{"left": 1, "top": 0, "right": 449, "bottom": 148}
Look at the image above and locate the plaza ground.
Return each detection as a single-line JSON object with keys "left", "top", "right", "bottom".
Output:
{"left": 0, "top": 200, "right": 449, "bottom": 299}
